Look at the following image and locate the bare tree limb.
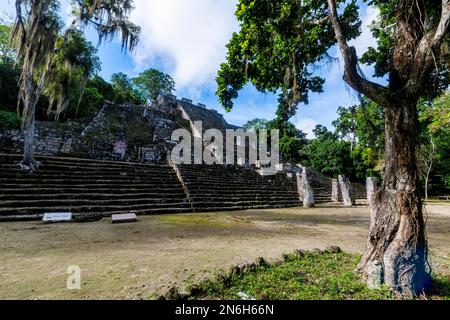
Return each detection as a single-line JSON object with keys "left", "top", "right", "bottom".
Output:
{"left": 326, "top": 0, "right": 396, "bottom": 108}
{"left": 310, "top": 16, "right": 329, "bottom": 25}
{"left": 433, "top": 0, "right": 450, "bottom": 46}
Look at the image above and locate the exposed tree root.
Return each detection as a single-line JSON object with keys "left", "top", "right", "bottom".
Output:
{"left": 17, "top": 159, "right": 41, "bottom": 173}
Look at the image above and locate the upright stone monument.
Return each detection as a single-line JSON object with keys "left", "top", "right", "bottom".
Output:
{"left": 296, "top": 172, "right": 304, "bottom": 202}
{"left": 331, "top": 179, "right": 340, "bottom": 203}
{"left": 113, "top": 137, "right": 127, "bottom": 160}
{"left": 338, "top": 175, "right": 355, "bottom": 207}
{"left": 366, "top": 177, "right": 378, "bottom": 207}
{"left": 298, "top": 167, "right": 315, "bottom": 208}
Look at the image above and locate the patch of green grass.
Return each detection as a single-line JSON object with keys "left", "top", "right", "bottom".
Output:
{"left": 192, "top": 252, "right": 450, "bottom": 300}
{"left": 157, "top": 214, "right": 232, "bottom": 228}
{"left": 427, "top": 273, "right": 450, "bottom": 300}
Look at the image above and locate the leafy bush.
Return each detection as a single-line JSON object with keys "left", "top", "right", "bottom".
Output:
{"left": 0, "top": 109, "right": 20, "bottom": 129}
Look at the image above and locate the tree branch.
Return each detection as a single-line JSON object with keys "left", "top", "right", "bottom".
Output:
{"left": 326, "top": 0, "right": 396, "bottom": 108}
{"left": 432, "top": 0, "right": 450, "bottom": 46}
{"left": 310, "top": 16, "right": 329, "bottom": 25}
{"left": 406, "top": 0, "right": 450, "bottom": 93}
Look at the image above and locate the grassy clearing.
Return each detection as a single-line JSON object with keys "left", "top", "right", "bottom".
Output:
{"left": 156, "top": 213, "right": 252, "bottom": 228}
{"left": 191, "top": 251, "right": 450, "bottom": 300}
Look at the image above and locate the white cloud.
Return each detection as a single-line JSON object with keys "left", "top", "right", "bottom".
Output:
{"left": 350, "top": 5, "right": 379, "bottom": 57}
{"left": 0, "top": 0, "right": 15, "bottom": 21}
{"left": 295, "top": 118, "right": 319, "bottom": 139}
{"left": 130, "top": 0, "right": 239, "bottom": 95}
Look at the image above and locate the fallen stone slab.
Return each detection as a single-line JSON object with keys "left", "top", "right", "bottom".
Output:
{"left": 111, "top": 213, "right": 138, "bottom": 224}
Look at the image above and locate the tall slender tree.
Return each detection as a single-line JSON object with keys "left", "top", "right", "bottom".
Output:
{"left": 217, "top": 0, "right": 449, "bottom": 296}
{"left": 10, "top": 0, "right": 140, "bottom": 171}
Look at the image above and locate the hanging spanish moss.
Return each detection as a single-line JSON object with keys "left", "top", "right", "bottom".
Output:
{"left": 9, "top": 0, "right": 140, "bottom": 172}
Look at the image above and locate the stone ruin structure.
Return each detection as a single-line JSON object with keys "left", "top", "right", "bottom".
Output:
{"left": 0, "top": 96, "right": 370, "bottom": 221}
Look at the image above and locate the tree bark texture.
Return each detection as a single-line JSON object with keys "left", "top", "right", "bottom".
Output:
{"left": 325, "top": 0, "right": 447, "bottom": 295}
{"left": 358, "top": 102, "right": 429, "bottom": 296}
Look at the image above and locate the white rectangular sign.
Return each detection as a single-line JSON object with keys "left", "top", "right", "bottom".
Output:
{"left": 43, "top": 212, "right": 73, "bottom": 222}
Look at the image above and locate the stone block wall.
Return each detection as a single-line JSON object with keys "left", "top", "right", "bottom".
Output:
{"left": 0, "top": 100, "right": 193, "bottom": 164}
{"left": 0, "top": 121, "right": 82, "bottom": 156}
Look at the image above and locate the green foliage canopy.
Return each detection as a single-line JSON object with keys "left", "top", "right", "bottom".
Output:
{"left": 110, "top": 72, "right": 145, "bottom": 104}
{"left": 0, "top": 24, "right": 14, "bottom": 62}
{"left": 216, "top": 0, "right": 361, "bottom": 120}
{"left": 132, "top": 68, "right": 175, "bottom": 103}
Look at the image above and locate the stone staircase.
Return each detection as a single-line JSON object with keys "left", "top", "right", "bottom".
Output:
{"left": 177, "top": 164, "right": 300, "bottom": 211}
{"left": 312, "top": 185, "right": 333, "bottom": 204}
{"left": 0, "top": 154, "right": 192, "bottom": 221}
{"left": 308, "top": 170, "right": 333, "bottom": 204}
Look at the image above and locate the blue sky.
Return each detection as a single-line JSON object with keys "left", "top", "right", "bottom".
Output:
{"left": 0, "top": 0, "right": 382, "bottom": 137}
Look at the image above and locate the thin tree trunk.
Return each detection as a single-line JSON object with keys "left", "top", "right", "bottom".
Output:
{"left": 18, "top": 74, "right": 40, "bottom": 172}
{"left": 358, "top": 101, "right": 429, "bottom": 296}
{"left": 22, "top": 107, "right": 35, "bottom": 165}
{"left": 424, "top": 140, "right": 435, "bottom": 201}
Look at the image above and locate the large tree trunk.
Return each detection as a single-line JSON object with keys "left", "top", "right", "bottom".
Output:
{"left": 358, "top": 101, "right": 429, "bottom": 296}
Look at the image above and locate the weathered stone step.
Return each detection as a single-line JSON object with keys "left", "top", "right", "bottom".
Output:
{"left": 0, "top": 182, "right": 183, "bottom": 189}
{"left": 180, "top": 171, "right": 290, "bottom": 180}
{"left": 0, "top": 197, "right": 189, "bottom": 208}
{"left": 188, "top": 188, "right": 298, "bottom": 196}
{"left": 186, "top": 186, "right": 295, "bottom": 193}
{"left": 182, "top": 172, "right": 278, "bottom": 179}
{"left": 188, "top": 192, "right": 297, "bottom": 199}
{"left": 0, "top": 171, "right": 178, "bottom": 179}
{"left": 181, "top": 170, "right": 293, "bottom": 176}
{"left": 0, "top": 163, "right": 173, "bottom": 175}
{"left": 0, "top": 202, "right": 192, "bottom": 215}
{"left": 0, "top": 192, "right": 185, "bottom": 201}
{"left": 0, "top": 207, "right": 194, "bottom": 222}
{"left": 192, "top": 199, "right": 300, "bottom": 207}
{"left": 189, "top": 195, "right": 298, "bottom": 201}
{"left": 0, "top": 154, "right": 168, "bottom": 168}
{"left": 185, "top": 181, "right": 294, "bottom": 191}
{"left": 0, "top": 187, "right": 185, "bottom": 194}
{"left": 180, "top": 168, "right": 259, "bottom": 174}
{"left": 182, "top": 177, "right": 293, "bottom": 185}
{"left": 179, "top": 165, "right": 283, "bottom": 172}
{"left": 43, "top": 159, "right": 166, "bottom": 168}
{"left": 187, "top": 178, "right": 278, "bottom": 185}
{"left": 179, "top": 164, "right": 253, "bottom": 170}
{"left": 0, "top": 178, "right": 181, "bottom": 185}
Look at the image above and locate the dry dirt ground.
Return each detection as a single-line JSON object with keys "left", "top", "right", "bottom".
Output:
{"left": 0, "top": 202, "right": 449, "bottom": 300}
